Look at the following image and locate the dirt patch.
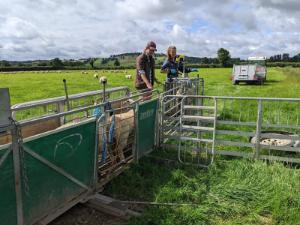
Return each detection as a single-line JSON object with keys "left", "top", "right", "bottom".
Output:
{"left": 49, "top": 204, "right": 126, "bottom": 225}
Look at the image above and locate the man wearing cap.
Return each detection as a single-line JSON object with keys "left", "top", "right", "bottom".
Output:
{"left": 135, "top": 41, "right": 161, "bottom": 96}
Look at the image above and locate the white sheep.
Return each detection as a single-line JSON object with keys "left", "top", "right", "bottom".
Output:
{"left": 125, "top": 74, "right": 132, "bottom": 79}
{"left": 109, "top": 109, "right": 134, "bottom": 162}
{"left": 98, "top": 109, "right": 134, "bottom": 164}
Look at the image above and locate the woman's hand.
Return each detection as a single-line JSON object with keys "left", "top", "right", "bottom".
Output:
{"left": 146, "top": 83, "right": 153, "bottom": 89}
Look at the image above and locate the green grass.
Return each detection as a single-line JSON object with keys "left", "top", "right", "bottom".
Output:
{"left": 105, "top": 158, "right": 300, "bottom": 225}
{"left": 2, "top": 67, "right": 300, "bottom": 105}
{"left": 1, "top": 67, "right": 300, "bottom": 224}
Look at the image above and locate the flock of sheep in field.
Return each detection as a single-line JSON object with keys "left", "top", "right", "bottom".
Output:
{"left": 90, "top": 70, "right": 133, "bottom": 79}
{"left": 0, "top": 70, "right": 133, "bottom": 79}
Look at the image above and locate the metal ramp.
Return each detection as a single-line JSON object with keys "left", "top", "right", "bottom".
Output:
{"left": 177, "top": 96, "right": 217, "bottom": 167}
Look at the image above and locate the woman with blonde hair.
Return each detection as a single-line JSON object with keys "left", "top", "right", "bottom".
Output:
{"left": 161, "top": 46, "right": 179, "bottom": 82}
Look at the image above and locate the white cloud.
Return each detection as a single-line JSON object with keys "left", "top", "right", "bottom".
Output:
{"left": 0, "top": 0, "right": 300, "bottom": 60}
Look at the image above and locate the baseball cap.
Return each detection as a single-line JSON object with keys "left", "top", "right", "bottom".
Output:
{"left": 146, "top": 41, "right": 157, "bottom": 51}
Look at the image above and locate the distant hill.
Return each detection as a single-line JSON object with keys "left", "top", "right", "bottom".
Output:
{"left": 93, "top": 53, "right": 223, "bottom": 68}
{"left": 93, "top": 53, "right": 166, "bottom": 68}
{"left": 0, "top": 53, "right": 243, "bottom": 71}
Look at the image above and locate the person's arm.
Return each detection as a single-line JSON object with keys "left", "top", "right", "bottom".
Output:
{"left": 141, "top": 73, "right": 152, "bottom": 89}
{"left": 160, "top": 59, "right": 169, "bottom": 74}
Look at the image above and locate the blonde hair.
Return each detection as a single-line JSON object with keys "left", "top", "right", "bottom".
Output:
{"left": 167, "top": 46, "right": 176, "bottom": 61}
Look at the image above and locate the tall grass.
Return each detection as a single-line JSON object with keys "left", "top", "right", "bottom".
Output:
{"left": 105, "top": 158, "right": 300, "bottom": 225}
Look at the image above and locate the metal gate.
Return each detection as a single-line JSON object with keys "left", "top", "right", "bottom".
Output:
{"left": 161, "top": 95, "right": 300, "bottom": 165}
{"left": 159, "top": 77, "right": 205, "bottom": 151}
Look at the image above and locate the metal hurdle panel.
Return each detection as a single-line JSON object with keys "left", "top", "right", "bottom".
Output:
{"left": 11, "top": 86, "right": 130, "bottom": 122}
{"left": 161, "top": 95, "right": 300, "bottom": 165}
{"left": 159, "top": 77, "right": 205, "bottom": 150}
{"left": 2, "top": 87, "right": 130, "bottom": 146}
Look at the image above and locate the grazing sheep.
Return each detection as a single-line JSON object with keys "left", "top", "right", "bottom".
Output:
{"left": 125, "top": 74, "right": 132, "bottom": 79}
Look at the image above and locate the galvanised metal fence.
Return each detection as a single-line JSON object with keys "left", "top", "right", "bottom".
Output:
{"left": 11, "top": 86, "right": 130, "bottom": 122}
{"left": 161, "top": 95, "right": 300, "bottom": 166}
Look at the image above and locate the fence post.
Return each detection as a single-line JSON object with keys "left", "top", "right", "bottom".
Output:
{"left": 11, "top": 122, "right": 24, "bottom": 225}
{"left": 155, "top": 98, "right": 161, "bottom": 148}
{"left": 57, "top": 101, "right": 65, "bottom": 125}
{"left": 255, "top": 100, "right": 263, "bottom": 159}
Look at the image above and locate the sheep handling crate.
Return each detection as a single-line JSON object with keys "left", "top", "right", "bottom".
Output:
{"left": 0, "top": 87, "right": 160, "bottom": 225}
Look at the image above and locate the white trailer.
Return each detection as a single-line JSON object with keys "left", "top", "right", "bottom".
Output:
{"left": 232, "top": 56, "right": 267, "bottom": 85}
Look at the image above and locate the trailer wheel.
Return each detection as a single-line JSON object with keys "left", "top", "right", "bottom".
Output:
{"left": 233, "top": 81, "right": 239, "bottom": 85}
{"left": 249, "top": 131, "right": 300, "bottom": 147}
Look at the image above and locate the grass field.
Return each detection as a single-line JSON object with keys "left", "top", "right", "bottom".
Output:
{"left": 1, "top": 68, "right": 300, "bottom": 225}
{"left": 1, "top": 67, "right": 300, "bottom": 105}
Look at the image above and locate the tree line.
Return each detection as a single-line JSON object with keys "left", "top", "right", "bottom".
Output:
{"left": 1, "top": 48, "right": 300, "bottom": 71}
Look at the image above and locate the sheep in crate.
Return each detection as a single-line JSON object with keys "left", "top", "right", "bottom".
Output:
{"left": 97, "top": 99, "right": 135, "bottom": 165}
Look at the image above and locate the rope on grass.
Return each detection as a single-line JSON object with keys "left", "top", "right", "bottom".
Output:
{"left": 118, "top": 200, "right": 200, "bottom": 207}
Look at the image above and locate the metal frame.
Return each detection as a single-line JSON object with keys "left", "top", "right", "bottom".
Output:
{"left": 161, "top": 94, "right": 300, "bottom": 164}
{"left": 11, "top": 86, "right": 130, "bottom": 122}
{"left": 162, "top": 76, "right": 204, "bottom": 97}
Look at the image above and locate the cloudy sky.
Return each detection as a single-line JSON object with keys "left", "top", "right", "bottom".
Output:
{"left": 0, "top": 0, "right": 299, "bottom": 60}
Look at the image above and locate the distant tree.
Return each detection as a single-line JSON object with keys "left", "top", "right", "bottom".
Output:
{"left": 292, "top": 53, "right": 300, "bottom": 62}
{"left": 89, "top": 58, "right": 96, "bottom": 68}
{"left": 50, "top": 58, "right": 64, "bottom": 68}
{"left": 37, "top": 62, "right": 48, "bottom": 67}
{"left": 0, "top": 60, "right": 11, "bottom": 67}
{"left": 282, "top": 53, "right": 289, "bottom": 61}
{"left": 217, "top": 48, "right": 231, "bottom": 67}
{"left": 202, "top": 57, "right": 209, "bottom": 64}
{"left": 101, "top": 58, "right": 108, "bottom": 65}
{"left": 114, "top": 58, "right": 120, "bottom": 67}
